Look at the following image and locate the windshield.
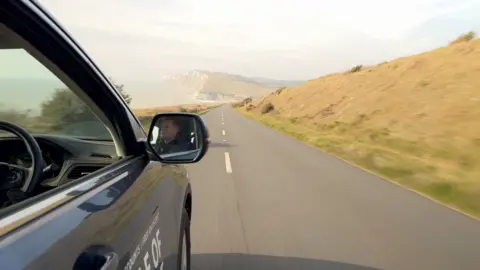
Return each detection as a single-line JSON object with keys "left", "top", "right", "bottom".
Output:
{"left": 0, "top": 46, "right": 112, "bottom": 140}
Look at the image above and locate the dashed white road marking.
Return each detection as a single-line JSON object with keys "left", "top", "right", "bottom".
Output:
{"left": 222, "top": 130, "right": 226, "bottom": 136}
{"left": 224, "top": 152, "right": 232, "bottom": 173}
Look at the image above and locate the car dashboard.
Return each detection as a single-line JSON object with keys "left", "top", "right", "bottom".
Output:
{"left": 0, "top": 134, "right": 118, "bottom": 190}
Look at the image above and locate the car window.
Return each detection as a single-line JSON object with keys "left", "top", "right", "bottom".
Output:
{"left": 0, "top": 24, "right": 112, "bottom": 141}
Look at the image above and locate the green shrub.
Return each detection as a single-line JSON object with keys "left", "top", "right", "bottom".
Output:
{"left": 418, "top": 80, "right": 429, "bottom": 87}
{"left": 233, "top": 97, "right": 253, "bottom": 108}
{"left": 450, "top": 31, "right": 476, "bottom": 45}
{"left": 350, "top": 65, "right": 363, "bottom": 73}
{"left": 261, "top": 102, "right": 274, "bottom": 114}
{"left": 274, "top": 87, "right": 286, "bottom": 95}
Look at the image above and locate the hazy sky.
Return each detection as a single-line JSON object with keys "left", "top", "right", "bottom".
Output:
{"left": 38, "top": 0, "right": 480, "bottom": 81}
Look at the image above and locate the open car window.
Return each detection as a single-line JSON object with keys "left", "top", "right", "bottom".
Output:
{"left": 0, "top": 23, "right": 114, "bottom": 141}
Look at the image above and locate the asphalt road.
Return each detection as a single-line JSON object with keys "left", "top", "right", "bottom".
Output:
{"left": 187, "top": 105, "right": 480, "bottom": 270}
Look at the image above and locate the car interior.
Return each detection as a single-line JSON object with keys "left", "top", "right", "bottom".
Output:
{"left": 0, "top": 23, "right": 124, "bottom": 209}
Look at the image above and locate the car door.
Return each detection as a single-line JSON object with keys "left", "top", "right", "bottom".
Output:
{"left": 0, "top": 1, "right": 188, "bottom": 269}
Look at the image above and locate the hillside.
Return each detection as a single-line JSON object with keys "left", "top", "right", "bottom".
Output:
{"left": 133, "top": 103, "right": 220, "bottom": 130}
{"left": 132, "top": 103, "right": 220, "bottom": 117}
{"left": 237, "top": 38, "right": 480, "bottom": 217}
{"left": 164, "top": 70, "right": 301, "bottom": 102}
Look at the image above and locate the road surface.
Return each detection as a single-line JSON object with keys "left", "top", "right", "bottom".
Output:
{"left": 187, "top": 105, "right": 480, "bottom": 270}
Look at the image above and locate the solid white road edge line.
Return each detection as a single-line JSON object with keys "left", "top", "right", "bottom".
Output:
{"left": 224, "top": 152, "right": 232, "bottom": 174}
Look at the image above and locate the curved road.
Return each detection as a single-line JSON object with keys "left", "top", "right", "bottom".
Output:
{"left": 187, "top": 106, "right": 480, "bottom": 270}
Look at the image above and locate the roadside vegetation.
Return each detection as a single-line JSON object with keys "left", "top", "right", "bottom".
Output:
{"left": 234, "top": 32, "right": 480, "bottom": 218}
{"left": 0, "top": 78, "right": 130, "bottom": 135}
{"left": 349, "top": 65, "right": 363, "bottom": 73}
{"left": 450, "top": 31, "right": 476, "bottom": 45}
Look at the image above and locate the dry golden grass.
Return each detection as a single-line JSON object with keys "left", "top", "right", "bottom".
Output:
{"left": 239, "top": 38, "right": 480, "bottom": 217}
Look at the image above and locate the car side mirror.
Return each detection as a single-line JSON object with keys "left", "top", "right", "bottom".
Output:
{"left": 147, "top": 113, "right": 209, "bottom": 164}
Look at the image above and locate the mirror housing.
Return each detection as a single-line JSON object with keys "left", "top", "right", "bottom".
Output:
{"left": 147, "top": 112, "right": 209, "bottom": 164}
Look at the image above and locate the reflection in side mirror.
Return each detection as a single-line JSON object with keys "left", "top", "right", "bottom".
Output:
{"left": 147, "top": 113, "right": 209, "bottom": 164}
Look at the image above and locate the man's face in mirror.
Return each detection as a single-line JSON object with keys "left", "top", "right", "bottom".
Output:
{"left": 160, "top": 118, "right": 179, "bottom": 142}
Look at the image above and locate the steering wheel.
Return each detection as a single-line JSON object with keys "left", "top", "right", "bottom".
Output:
{"left": 0, "top": 121, "right": 44, "bottom": 196}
